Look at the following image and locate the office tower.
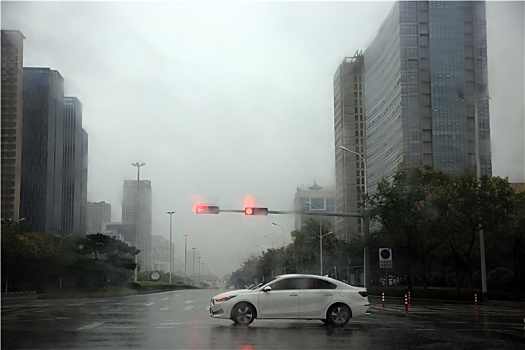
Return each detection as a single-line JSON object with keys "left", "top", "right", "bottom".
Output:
{"left": 20, "top": 67, "right": 65, "bottom": 234}
{"left": 333, "top": 53, "right": 366, "bottom": 240}
{"left": 294, "top": 182, "right": 336, "bottom": 232}
{"left": 122, "top": 180, "right": 152, "bottom": 271}
{"left": 1, "top": 30, "right": 25, "bottom": 221}
{"left": 86, "top": 201, "right": 111, "bottom": 235}
{"left": 80, "top": 129, "right": 88, "bottom": 235}
{"left": 364, "top": 0, "right": 492, "bottom": 194}
{"left": 62, "top": 97, "right": 87, "bottom": 235}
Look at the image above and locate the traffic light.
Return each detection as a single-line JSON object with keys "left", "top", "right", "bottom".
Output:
{"left": 244, "top": 207, "right": 268, "bottom": 215}
{"left": 195, "top": 205, "right": 220, "bottom": 214}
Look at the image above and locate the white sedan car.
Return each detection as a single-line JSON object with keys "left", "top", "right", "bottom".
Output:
{"left": 210, "top": 274, "right": 370, "bottom": 326}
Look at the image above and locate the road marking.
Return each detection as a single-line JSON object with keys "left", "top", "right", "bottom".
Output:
{"left": 78, "top": 322, "right": 105, "bottom": 330}
{"left": 159, "top": 305, "right": 175, "bottom": 311}
{"left": 184, "top": 300, "right": 194, "bottom": 304}
{"left": 183, "top": 305, "right": 194, "bottom": 311}
{"left": 163, "top": 297, "right": 169, "bottom": 301}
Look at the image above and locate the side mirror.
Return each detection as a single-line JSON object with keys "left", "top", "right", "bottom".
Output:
{"left": 263, "top": 286, "right": 272, "bottom": 292}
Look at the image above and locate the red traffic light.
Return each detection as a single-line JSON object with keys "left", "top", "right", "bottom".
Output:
{"left": 195, "top": 205, "right": 220, "bottom": 214}
{"left": 244, "top": 207, "right": 268, "bottom": 216}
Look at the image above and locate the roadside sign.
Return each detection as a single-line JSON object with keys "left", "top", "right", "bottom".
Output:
{"left": 379, "top": 248, "right": 392, "bottom": 268}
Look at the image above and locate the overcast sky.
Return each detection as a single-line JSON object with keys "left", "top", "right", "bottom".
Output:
{"left": 2, "top": 0, "right": 524, "bottom": 278}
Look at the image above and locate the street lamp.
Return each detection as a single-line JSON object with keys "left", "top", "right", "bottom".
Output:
{"left": 255, "top": 244, "right": 264, "bottom": 252}
{"left": 263, "top": 235, "right": 273, "bottom": 249}
{"left": 192, "top": 247, "right": 196, "bottom": 283}
{"left": 198, "top": 256, "right": 202, "bottom": 287}
{"left": 183, "top": 234, "right": 188, "bottom": 284}
{"left": 166, "top": 211, "right": 175, "bottom": 283}
{"left": 320, "top": 231, "right": 333, "bottom": 276}
{"left": 339, "top": 146, "right": 370, "bottom": 288}
{"left": 459, "top": 92, "right": 491, "bottom": 299}
{"left": 305, "top": 202, "right": 325, "bottom": 275}
{"left": 272, "top": 222, "right": 286, "bottom": 247}
{"left": 131, "top": 162, "right": 146, "bottom": 282}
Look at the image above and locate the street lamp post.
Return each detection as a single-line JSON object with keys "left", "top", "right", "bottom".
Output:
{"left": 272, "top": 222, "right": 286, "bottom": 247}
{"left": 166, "top": 211, "right": 175, "bottom": 284}
{"left": 339, "top": 146, "right": 369, "bottom": 288}
{"left": 131, "top": 162, "right": 146, "bottom": 282}
{"left": 263, "top": 235, "right": 273, "bottom": 249}
{"left": 320, "top": 231, "right": 333, "bottom": 276}
{"left": 183, "top": 234, "right": 188, "bottom": 284}
{"left": 460, "top": 92, "right": 491, "bottom": 299}
{"left": 305, "top": 202, "right": 325, "bottom": 275}
{"left": 192, "top": 248, "right": 196, "bottom": 283}
{"left": 198, "top": 256, "right": 201, "bottom": 287}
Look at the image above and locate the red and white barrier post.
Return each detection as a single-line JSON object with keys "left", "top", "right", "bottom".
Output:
{"left": 404, "top": 293, "right": 408, "bottom": 314}
{"left": 382, "top": 291, "right": 385, "bottom": 310}
{"left": 474, "top": 293, "right": 478, "bottom": 310}
{"left": 408, "top": 290, "right": 411, "bottom": 308}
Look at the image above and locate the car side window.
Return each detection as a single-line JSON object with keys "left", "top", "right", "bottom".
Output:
{"left": 269, "top": 279, "right": 292, "bottom": 290}
{"left": 270, "top": 278, "right": 304, "bottom": 290}
{"left": 300, "top": 278, "right": 337, "bottom": 290}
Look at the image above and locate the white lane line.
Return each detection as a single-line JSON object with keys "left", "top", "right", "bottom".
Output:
{"left": 163, "top": 297, "right": 169, "bottom": 301}
{"left": 159, "top": 305, "right": 175, "bottom": 311}
{"left": 184, "top": 300, "right": 194, "bottom": 304}
{"left": 78, "top": 322, "right": 105, "bottom": 330}
{"left": 182, "top": 305, "right": 194, "bottom": 311}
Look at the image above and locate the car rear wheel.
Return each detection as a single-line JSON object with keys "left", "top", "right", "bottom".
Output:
{"left": 231, "top": 302, "right": 255, "bottom": 325}
{"left": 326, "top": 304, "right": 351, "bottom": 327}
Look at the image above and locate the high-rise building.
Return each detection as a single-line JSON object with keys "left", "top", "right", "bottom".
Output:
{"left": 122, "top": 180, "right": 152, "bottom": 271}
{"left": 20, "top": 67, "right": 65, "bottom": 234}
{"left": 86, "top": 201, "right": 111, "bottom": 235}
{"left": 333, "top": 53, "right": 366, "bottom": 240}
{"left": 62, "top": 97, "right": 87, "bottom": 235}
{"left": 364, "top": 0, "right": 492, "bottom": 194}
{"left": 294, "top": 182, "right": 336, "bottom": 232}
{"left": 1, "top": 30, "right": 25, "bottom": 221}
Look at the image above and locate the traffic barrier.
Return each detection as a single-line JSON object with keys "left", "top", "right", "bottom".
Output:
{"left": 382, "top": 291, "right": 385, "bottom": 310}
{"left": 474, "top": 293, "right": 478, "bottom": 310}
{"left": 408, "top": 290, "right": 411, "bottom": 307}
{"left": 404, "top": 293, "right": 408, "bottom": 314}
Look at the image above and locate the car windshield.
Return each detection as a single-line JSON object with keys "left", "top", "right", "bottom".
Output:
{"left": 1, "top": 1, "right": 523, "bottom": 349}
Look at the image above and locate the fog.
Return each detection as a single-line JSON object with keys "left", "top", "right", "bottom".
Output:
{"left": 2, "top": 0, "right": 523, "bottom": 278}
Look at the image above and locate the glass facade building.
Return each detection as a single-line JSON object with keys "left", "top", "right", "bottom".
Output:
{"left": 1, "top": 30, "right": 25, "bottom": 221}
{"left": 364, "top": 1, "right": 492, "bottom": 193}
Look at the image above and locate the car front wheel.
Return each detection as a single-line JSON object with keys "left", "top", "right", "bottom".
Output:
{"left": 231, "top": 302, "right": 255, "bottom": 325}
{"left": 326, "top": 304, "right": 351, "bottom": 327}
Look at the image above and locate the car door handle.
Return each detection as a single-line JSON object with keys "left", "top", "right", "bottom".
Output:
{"left": 324, "top": 294, "right": 333, "bottom": 296}
{"left": 289, "top": 293, "right": 299, "bottom": 297}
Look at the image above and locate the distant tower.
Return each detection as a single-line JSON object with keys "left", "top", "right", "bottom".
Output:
{"left": 86, "top": 201, "right": 111, "bottom": 235}
{"left": 1, "top": 30, "right": 25, "bottom": 221}
{"left": 62, "top": 97, "right": 87, "bottom": 235}
{"left": 294, "top": 182, "right": 336, "bottom": 232}
{"left": 122, "top": 180, "right": 152, "bottom": 271}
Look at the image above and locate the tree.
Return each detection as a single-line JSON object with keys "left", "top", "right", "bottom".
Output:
{"left": 367, "top": 166, "right": 447, "bottom": 289}
{"left": 1, "top": 223, "right": 60, "bottom": 292}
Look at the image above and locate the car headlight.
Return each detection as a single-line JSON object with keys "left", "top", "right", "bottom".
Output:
{"left": 215, "top": 295, "right": 236, "bottom": 302}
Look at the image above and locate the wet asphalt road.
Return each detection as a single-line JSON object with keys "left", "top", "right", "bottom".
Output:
{"left": 2, "top": 288, "right": 524, "bottom": 349}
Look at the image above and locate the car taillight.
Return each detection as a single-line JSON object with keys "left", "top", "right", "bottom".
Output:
{"left": 358, "top": 291, "right": 368, "bottom": 298}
